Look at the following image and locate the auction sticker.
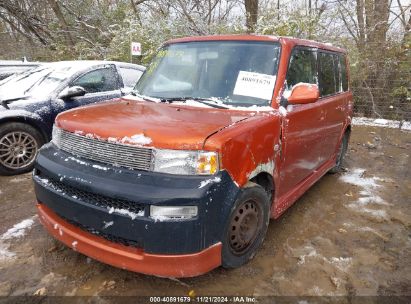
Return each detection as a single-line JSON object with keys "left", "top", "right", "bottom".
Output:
{"left": 233, "top": 71, "right": 276, "bottom": 100}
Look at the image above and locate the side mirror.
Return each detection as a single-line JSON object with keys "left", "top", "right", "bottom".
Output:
{"left": 58, "top": 86, "right": 86, "bottom": 99}
{"left": 287, "top": 83, "right": 319, "bottom": 105}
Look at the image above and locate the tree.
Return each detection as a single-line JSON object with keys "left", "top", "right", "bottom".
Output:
{"left": 244, "top": 0, "right": 258, "bottom": 32}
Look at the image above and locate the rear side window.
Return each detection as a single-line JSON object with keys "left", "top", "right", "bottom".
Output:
{"left": 318, "top": 52, "right": 336, "bottom": 96}
{"left": 119, "top": 67, "right": 143, "bottom": 88}
{"left": 333, "top": 54, "right": 341, "bottom": 92}
{"left": 71, "top": 66, "right": 119, "bottom": 93}
{"left": 286, "top": 48, "right": 317, "bottom": 90}
{"left": 340, "top": 55, "right": 348, "bottom": 91}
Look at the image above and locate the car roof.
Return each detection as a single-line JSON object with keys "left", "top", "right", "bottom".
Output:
{"left": 165, "top": 34, "right": 346, "bottom": 53}
{"left": 41, "top": 60, "right": 145, "bottom": 71}
{"left": 0, "top": 61, "right": 43, "bottom": 67}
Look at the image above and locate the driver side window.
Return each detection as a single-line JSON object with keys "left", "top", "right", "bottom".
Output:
{"left": 71, "top": 67, "right": 119, "bottom": 94}
{"left": 286, "top": 48, "right": 318, "bottom": 91}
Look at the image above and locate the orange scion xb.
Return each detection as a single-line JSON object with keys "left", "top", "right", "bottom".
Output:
{"left": 33, "top": 35, "right": 352, "bottom": 277}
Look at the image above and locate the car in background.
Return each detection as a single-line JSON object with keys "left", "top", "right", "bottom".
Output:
{"left": 0, "top": 60, "right": 145, "bottom": 175}
{"left": 0, "top": 60, "right": 43, "bottom": 81}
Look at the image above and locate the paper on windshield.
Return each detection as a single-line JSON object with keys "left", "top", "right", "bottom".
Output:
{"left": 233, "top": 71, "right": 276, "bottom": 100}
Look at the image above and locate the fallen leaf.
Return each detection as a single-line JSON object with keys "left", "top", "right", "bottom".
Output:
{"left": 34, "top": 287, "right": 46, "bottom": 296}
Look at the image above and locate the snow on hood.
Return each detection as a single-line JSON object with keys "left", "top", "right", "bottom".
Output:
{"left": 56, "top": 98, "right": 266, "bottom": 150}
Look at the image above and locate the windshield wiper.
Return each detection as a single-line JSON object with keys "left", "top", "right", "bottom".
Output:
{"left": 130, "top": 90, "right": 161, "bottom": 103}
{"left": 23, "top": 71, "right": 52, "bottom": 95}
{"left": 161, "top": 97, "right": 229, "bottom": 109}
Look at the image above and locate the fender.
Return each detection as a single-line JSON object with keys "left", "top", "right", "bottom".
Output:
{"left": 203, "top": 112, "right": 282, "bottom": 188}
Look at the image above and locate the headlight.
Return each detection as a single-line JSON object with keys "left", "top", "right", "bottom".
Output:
{"left": 52, "top": 125, "right": 62, "bottom": 148}
{"left": 153, "top": 149, "right": 218, "bottom": 175}
{"left": 150, "top": 205, "right": 198, "bottom": 221}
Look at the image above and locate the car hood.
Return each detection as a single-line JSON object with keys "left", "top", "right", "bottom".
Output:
{"left": 0, "top": 94, "right": 29, "bottom": 109}
{"left": 55, "top": 97, "right": 267, "bottom": 150}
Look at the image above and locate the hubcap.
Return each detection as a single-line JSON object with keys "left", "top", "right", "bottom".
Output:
{"left": 0, "top": 131, "right": 38, "bottom": 170}
{"left": 229, "top": 200, "right": 261, "bottom": 255}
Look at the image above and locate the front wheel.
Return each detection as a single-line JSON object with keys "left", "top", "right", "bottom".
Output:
{"left": 0, "top": 122, "right": 44, "bottom": 175}
{"left": 222, "top": 184, "right": 270, "bottom": 269}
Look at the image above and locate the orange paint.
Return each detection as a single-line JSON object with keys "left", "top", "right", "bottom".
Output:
{"left": 288, "top": 84, "right": 320, "bottom": 104}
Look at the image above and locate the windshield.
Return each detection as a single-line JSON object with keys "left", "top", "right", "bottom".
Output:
{"left": 0, "top": 65, "right": 71, "bottom": 99}
{"left": 135, "top": 41, "right": 280, "bottom": 107}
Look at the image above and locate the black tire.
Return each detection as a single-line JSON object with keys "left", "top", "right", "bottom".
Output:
{"left": 221, "top": 183, "right": 270, "bottom": 269}
{"left": 329, "top": 131, "right": 349, "bottom": 174}
{"left": 0, "top": 122, "right": 45, "bottom": 176}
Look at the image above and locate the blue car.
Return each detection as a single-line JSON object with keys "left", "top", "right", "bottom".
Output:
{"left": 0, "top": 60, "right": 145, "bottom": 175}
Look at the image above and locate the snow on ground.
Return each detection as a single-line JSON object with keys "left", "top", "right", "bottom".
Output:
{"left": 1, "top": 217, "right": 37, "bottom": 240}
{"left": 352, "top": 117, "right": 411, "bottom": 130}
{"left": 340, "top": 168, "right": 390, "bottom": 221}
{"left": 0, "top": 216, "right": 37, "bottom": 260}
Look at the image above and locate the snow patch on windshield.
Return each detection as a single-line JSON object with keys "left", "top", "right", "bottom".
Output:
{"left": 169, "top": 98, "right": 274, "bottom": 112}
{"left": 226, "top": 104, "right": 274, "bottom": 112}
{"left": 173, "top": 100, "right": 213, "bottom": 108}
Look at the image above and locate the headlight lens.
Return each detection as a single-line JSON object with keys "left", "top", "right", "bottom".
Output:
{"left": 150, "top": 205, "right": 198, "bottom": 221}
{"left": 153, "top": 149, "right": 218, "bottom": 175}
{"left": 52, "top": 125, "right": 62, "bottom": 148}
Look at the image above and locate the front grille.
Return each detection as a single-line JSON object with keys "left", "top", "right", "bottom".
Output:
{"left": 61, "top": 214, "right": 140, "bottom": 248}
{"left": 54, "top": 128, "right": 153, "bottom": 171}
{"left": 36, "top": 175, "right": 145, "bottom": 215}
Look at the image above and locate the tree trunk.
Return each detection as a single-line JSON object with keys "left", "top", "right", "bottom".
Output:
{"left": 244, "top": 0, "right": 258, "bottom": 33}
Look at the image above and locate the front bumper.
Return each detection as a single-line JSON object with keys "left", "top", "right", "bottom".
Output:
{"left": 37, "top": 203, "right": 222, "bottom": 278}
{"left": 33, "top": 143, "right": 240, "bottom": 274}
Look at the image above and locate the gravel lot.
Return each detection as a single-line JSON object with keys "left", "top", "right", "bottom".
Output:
{"left": 0, "top": 125, "right": 410, "bottom": 300}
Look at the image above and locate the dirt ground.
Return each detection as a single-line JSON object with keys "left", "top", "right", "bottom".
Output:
{"left": 0, "top": 125, "right": 410, "bottom": 300}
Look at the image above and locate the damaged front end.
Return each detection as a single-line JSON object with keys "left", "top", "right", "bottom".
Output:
{"left": 33, "top": 130, "right": 241, "bottom": 277}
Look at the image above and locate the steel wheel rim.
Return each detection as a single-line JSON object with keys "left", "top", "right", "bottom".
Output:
{"left": 229, "top": 199, "right": 262, "bottom": 255}
{"left": 0, "top": 131, "right": 38, "bottom": 169}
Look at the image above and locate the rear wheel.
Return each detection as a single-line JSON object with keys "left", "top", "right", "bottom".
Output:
{"left": 222, "top": 184, "right": 270, "bottom": 268}
{"left": 0, "top": 122, "right": 44, "bottom": 175}
{"left": 329, "top": 131, "right": 349, "bottom": 173}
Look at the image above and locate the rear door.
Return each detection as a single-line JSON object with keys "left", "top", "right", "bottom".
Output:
{"left": 64, "top": 65, "right": 122, "bottom": 110}
{"left": 278, "top": 47, "right": 325, "bottom": 197}
{"left": 317, "top": 52, "right": 350, "bottom": 160}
